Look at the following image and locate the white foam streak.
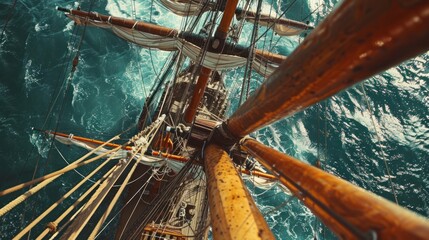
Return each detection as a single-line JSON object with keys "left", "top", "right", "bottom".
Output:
{"left": 24, "top": 60, "right": 42, "bottom": 94}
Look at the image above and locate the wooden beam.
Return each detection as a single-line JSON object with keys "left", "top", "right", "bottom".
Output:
{"left": 204, "top": 144, "right": 274, "bottom": 240}
{"left": 254, "top": 49, "right": 287, "bottom": 65}
{"left": 49, "top": 131, "right": 189, "bottom": 162}
{"left": 241, "top": 138, "right": 429, "bottom": 239}
{"left": 216, "top": 0, "right": 240, "bottom": 39}
{"left": 184, "top": 67, "right": 212, "bottom": 123}
{"left": 226, "top": 0, "right": 429, "bottom": 138}
{"left": 63, "top": 8, "right": 177, "bottom": 37}
{"left": 184, "top": 0, "right": 240, "bottom": 123}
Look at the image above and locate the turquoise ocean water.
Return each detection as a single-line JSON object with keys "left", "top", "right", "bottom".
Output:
{"left": 1, "top": 0, "right": 428, "bottom": 239}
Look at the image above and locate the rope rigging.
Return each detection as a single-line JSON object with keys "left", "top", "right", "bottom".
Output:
{"left": 22, "top": 2, "right": 99, "bottom": 233}
{"left": 3, "top": 0, "right": 426, "bottom": 239}
{"left": 1, "top": 115, "right": 166, "bottom": 238}
{"left": 239, "top": 0, "right": 264, "bottom": 106}
{"left": 126, "top": 160, "right": 208, "bottom": 240}
{"left": 360, "top": 83, "right": 399, "bottom": 204}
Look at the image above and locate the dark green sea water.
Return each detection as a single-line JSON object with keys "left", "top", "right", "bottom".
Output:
{"left": 1, "top": 0, "right": 428, "bottom": 239}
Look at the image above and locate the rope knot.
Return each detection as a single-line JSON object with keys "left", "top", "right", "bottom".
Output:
{"left": 46, "top": 222, "right": 58, "bottom": 233}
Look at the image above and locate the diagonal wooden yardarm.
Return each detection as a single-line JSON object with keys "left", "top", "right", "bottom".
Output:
{"left": 184, "top": 0, "right": 240, "bottom": 123}
{"left": 226, "top": 0, "right": 429, "bottom": 138}
{"left": 219, "top": 0, "right": 429, "bottom": 238}
{"left": 241, "top": 138, "right": 429, "bottom": 239}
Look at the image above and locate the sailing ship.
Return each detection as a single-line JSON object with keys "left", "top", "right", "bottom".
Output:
{"left": 1, "top": 0, "right": 429, "bottom": 239}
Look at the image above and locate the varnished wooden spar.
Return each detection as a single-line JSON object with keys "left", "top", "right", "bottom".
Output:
{"left": 241, "top": 138, "right": 429, "bottom": 239}
{"left": 57, "top": 7, "right": 287, "bottom": 65}
{"left": 184, "top": 67, "right": 213, "bottom": 123}
{"left": 235, "top": 8, "right": 313, "bottom": 30}
{"left": 204, "top": 144, "right": 275, "bottom": 240}
{"left": 49, "top": 131, "right": 132, "bottom": 150}
{"left": 225, "top": 0, "right": 429, "bottom": 138}
{"left": 57, "top": 7, "right": 177, "bottom": 37}
{"left": 48, "top": 131, "right": 189, "bottom": 162}
{"left": 254, "top": 49, "right": 286, "bottom": 65}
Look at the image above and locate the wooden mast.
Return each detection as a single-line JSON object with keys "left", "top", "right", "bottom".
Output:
{"left": 191, "top": 0, "right": 274, "bottom": 238}
{"left": 241, "top": 138, "right": 429, "bottom": 239}
{"left": 222, "top": 0, "right": 429, "bottom": 138}
{"left": 184, "top": 0, "right": 239, "bottom": 123}
{"left": 204, "top": 144, "right": 274, "bottom": 239}
{"left": 207, "top": 0, "right": 429, "bottom": 238}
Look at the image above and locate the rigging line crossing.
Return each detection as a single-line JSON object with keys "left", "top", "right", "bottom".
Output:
{"left": 360, "top": 83, "right": 399, "bottom": 204}
{"left": 177, "top": 7, "right": 221, "bottom": 124}
{"left": 26, "top": 7, "right": 99, "bottom": 232}
{"left": 164, "top": 166, "right": 204, "bottom": 236}
{"left": 126, "top": 159, "right": 199, "bottom": 239}
{"left": 35, "top": 155, "right": 127, "bottom": 239}
{"left": 54, "top": 142, "right": 144, "bottom": 187}
{"left": 265, "top": 0, "right": 322, "bottom": 56}
{"left": 35, "top": 167, "right": 123, "bottom": 239}
{"left": 47, "top": 205, "right": 84, "bottom": 240}
{"left": 12, "top": 149, "right": 123, "bottom": 239}
{"left": 239, "top": 0, "right": 264, "bottom": 106}
{"left": 117, "top": 170, "right": 156, "bottom": 239}
{"left": 147, "top": 0, "right": 164, "bottom": 80}
{"left": 262, "top": 194, "right": 295, "bottom": 216}
{"left": 59, "top": 159, "right": 131, "bottom": 239}
{"left": 95, "top": 167, "right": 153, "bottom": 238}
{"left": 0, "top": 142, "right": 124, "bottom": 218}
{"left": 259, "top": 0, "right": 275, "bottom": 78}
{"left": 20, "top": 19, "right": 82, "bottom": 231}
{"left": 184, "top": 0, "right": 235, "bottom": 124}
{"left": 254, "top": 0, "right": 298, "bottom": 44}
{"left": 89, "top": 157, "right": 141, "bottom": 238}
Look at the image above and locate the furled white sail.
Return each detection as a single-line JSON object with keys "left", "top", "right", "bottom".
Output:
{"left": 52, "top": 134, "right": 173, "bottom": 168}
{"left": 158, "top": 0, "right": 206, "bottom": 16}
{"left": 244, "top": 16, "right": 307, "bottom": 36}
{"left": 68, "top": 15, "right": 280, "bottom": 76}
{"left": 156, "top": 0, "right": 311, "bottom": 36}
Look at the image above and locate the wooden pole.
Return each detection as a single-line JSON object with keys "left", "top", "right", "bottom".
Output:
{"left": 49, "top": 131, "right": 189, "bottom": 162}
{"left": 204, "top": 144, "right": 274, "bottom": 239}
{"left": 254, "top": 49, "right": 286, "bottom": 65}
{"left": 226, "top": 0, "right": 429, "bottom": 138}
{"left": 13, "top": 154, "right": 113, "bottom": 239}
{"left": 184, "top": 67, "right": 212, "bottom": 123}
{"left": 58, "top": 8, "right": 177, "bottom": 37}
{"left": 49, "top": 131, "right": 131, "bottom": 150}
{"left": 241, "top": 138, "right": 429, "bottom": 239}
{"left": 0, "top": 135, "right": 121, "bottom": 197}
{"left": 184, "top": 0, "right": 240, "bottom": 123}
